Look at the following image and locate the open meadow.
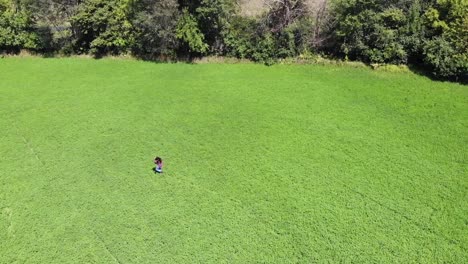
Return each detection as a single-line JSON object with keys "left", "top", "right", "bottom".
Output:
{"left": 0, "top": 58, "right": 467, "bottom": 263}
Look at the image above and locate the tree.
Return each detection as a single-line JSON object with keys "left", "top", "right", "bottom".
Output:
{"left": 0, "top": 0, "right": 39, "bottom": 52}
{"left": 71, "top": 0, "right": 134, "bottom": 56}
{"left": 27, "top": 0, "right": 80, "bottom": 27}
{"left": 264, "top": 0, "right": 308, "bottom": 33}
{"left": 310, "top": 0, "right": 332, "bottom": 49}
{"left": 178, "top": 0, "right": 237, "bottom": 54}
{"left": 26, "top": 0, "right": 81, "bottom": 52}
{"left": 422, "top": 0, "right": 468, "bottom": 80}
{"left": 176, "top": 8, "right": 208, "bottom": 55}
{"left": 331, "top": 0, "right": 409, "bottom": 64}
{"left": 131, "top": 0, "right": 179, "bottom": 59}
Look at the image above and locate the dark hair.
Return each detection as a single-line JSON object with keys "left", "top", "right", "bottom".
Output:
{"left": 155, "top": 157, "right": 162, "bottom": 162}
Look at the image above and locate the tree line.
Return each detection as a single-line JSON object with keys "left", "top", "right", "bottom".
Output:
{"left": 1, "top": 0, "right": 467, "bottom": 81}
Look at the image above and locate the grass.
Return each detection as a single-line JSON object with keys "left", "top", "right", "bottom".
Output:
{"left": 0, "top": 58, "right": 466, "bottom": 263}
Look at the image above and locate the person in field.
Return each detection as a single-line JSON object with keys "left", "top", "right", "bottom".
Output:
{"left": 154, "top": 157, "right": 163, "bottom": 173}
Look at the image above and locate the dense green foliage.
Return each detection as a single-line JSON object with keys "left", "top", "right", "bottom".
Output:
{"left": 330, "top": 0, "right": 468, "bottom": 80}
{"left": 0, "top": 0, "right": 38, "bottom": 52}
{"left": 178, "top": 0, "right": 236, "bottom": 54}
{"left": 223, "top": 0, "right": 313, "bottom": 64}
{"left": 176, "top": 8, "right": 208, "bottom": 55}
{"left": 333, "top": 0, "right": 468, "bottom": 79}
{"left": 26, "top": 0, "right": 80, "bottom": 52}
{"left": 0, "top": 0, "right": 466, "bottom": 80}
{"left": 422, "top": 0, "right": 468, "bottom": 79}
{"left": 1, "top": 58, "right": 467, "bottom": 262}
{"left": 332, "top": 0, "right": 409, "bottom": 64}
{"left": 71, "top": 0, "right": 134, "bottom": 55}
{"left": 130, "top": 0, "right": 179, "bottom": 59}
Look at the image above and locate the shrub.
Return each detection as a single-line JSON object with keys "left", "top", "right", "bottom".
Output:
{"left": 0, "top": 0, "right": 39, "bottom": 53}
{"left": 71, "top": 0, "right": 134, "bottom": 56}
{"left": 131, "top": 0, "right": 179, "bottom": 60}
{"left": 176, "top": 8, "right": 208, "bottom": 56}
{"left": 423, "top": 37, "right": 468, "bottom": 80}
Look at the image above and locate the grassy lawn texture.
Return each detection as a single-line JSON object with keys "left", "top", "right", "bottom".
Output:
{"left": 0, "top": 58, "right": 467, "bottom": 263}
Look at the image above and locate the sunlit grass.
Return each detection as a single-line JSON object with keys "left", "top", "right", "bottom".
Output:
{"left": 0, "top": 58, "right": 466, "bottom": 262}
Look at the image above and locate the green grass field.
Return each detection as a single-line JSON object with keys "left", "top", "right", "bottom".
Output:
{"left": 1, "top": 58, "right": 467, "bottom": 263}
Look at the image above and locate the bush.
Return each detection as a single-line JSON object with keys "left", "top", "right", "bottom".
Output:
{"left": 223, "top": 1, "right": 314, "bottom": 65}
{"left": 251, "top": 32, "right": 276, "bottom": 65}
{"left": 423, "top": 37, "right": 468, "bottom": 80}
{"left": 174, "top": 0, "right": 237, "bottom": 56}
{"left": 176, "top": 8, "right": 208, "bottom": 56}
{"left": 71, "top": 0, "right": 134, "bottom": 56}
{"left": 223, "top": 16, "right": 260, "bottom": 59}
{"left": 332, "top": 1, "right": 409, "bottom": 64}
{"left": 0, "top": 0, "right": 39, "bottom": 53}
{"left": 223, "top": 17, "right": 280, "bottom": 65}
{"left": 421, "top": 0, "right": 468, "bottom": 81}
{"left": 131, "top": 0, "right": 179, "bottom": 60}
{"left": 25, "top": 0, "right": 80, "bottom": 54}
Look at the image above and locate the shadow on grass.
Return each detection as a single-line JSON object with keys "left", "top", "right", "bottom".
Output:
{"left": 150, "top": 167, "right": 164, "bottom": 174}
{"left": 3, "top": 50, "right": 466, "bottom": 84}
{"left": 406, "top": 64, "right": 468, "bottom": 85}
